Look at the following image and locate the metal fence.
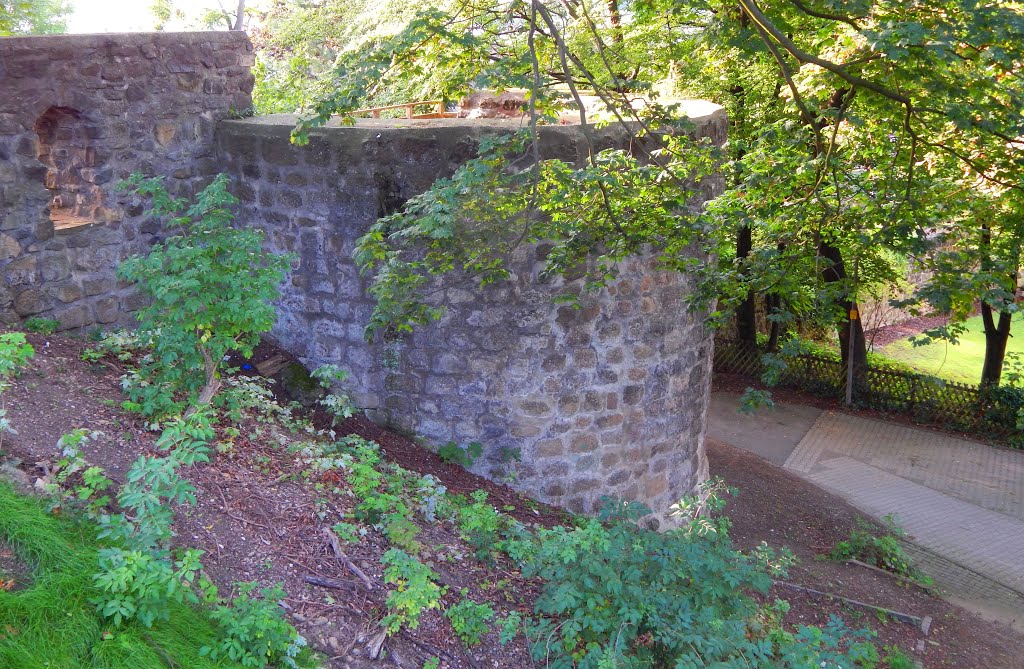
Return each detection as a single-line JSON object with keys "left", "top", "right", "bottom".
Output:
{"left": 714, "top": 342, "right": 1020, "bottom": 443}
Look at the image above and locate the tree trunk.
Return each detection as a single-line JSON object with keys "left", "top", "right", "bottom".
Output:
{"left": 980, "top": 302, "right": 1013, "bottom": 387}
{"left": 978, "top": 222, "right": 1017, "bottom": 387}
{"left": 819, "top": 240, "right": 867, "bottom": 374}
{"left": 735, "top": 224, "right": 759, "bottom": 354}
{"left": 231, "top": 0, "right": 245, "bottom": 30}
{"left": 766, "top": 292, "right": 782, "bottom": 352}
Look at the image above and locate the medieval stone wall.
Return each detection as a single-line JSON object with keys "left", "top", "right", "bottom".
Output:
{"left": 0, "top": 31, "right": 253, "bottom": 329}
{"left": 0, "top": 30, "right": 726, "bottom": 523}
{"left": 215, "top": 113, "right": 726, "bottom": 526}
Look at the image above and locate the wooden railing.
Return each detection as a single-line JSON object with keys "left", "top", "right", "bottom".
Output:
{"left": 348, "top": 100, "right": 454, "bottom": 119}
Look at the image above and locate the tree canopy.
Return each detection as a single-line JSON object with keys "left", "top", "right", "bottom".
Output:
{"left": 0, "top": 0, "right": 70, "bottom": 35}
{"left": 257, "top": 0, "right": 1024, "bottom": 386}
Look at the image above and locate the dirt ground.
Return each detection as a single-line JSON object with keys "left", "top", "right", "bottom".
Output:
{"left": 2, "top": 329, "right": 1022, "bottom": 667}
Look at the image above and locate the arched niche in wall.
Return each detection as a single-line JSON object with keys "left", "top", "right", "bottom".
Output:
{"left": 34, "top": 106, "right": 114, "bottom": 231}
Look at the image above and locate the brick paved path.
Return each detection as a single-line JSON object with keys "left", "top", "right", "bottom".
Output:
{"left": 783, "top": 412, "right": 1024, "bottom": 626}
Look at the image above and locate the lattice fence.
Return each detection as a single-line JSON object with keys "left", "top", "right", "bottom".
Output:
{"left": 714, "top": 342, "right": 1020, "bottom": 442}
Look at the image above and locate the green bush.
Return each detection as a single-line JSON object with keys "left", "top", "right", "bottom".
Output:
{"left": 23, "top": 317, "right": 60, "bottom": 335}
{"left": 93, "top": 409, "right": 215, "bottom": 627}
{"left": 0, "top": 332, "right": 33, "bottom": 449}
{"left": 201, "top": 582, "right": 308, "bottom": 668}
{"left": 828, "top": 517, "right": 922, "bottom": 581}
{"left": 882, "top": 645, "right": 917, "bottom": 669}
{"left": 380, "top": 549, "right": 444, "bottom": 634}
{"left": 445, "top": 594, "right": 495, "bottom": 647}
{"left": 116, "top": 173, "right": 292, "bottom": 417}
{"left": 456, "top": 490, "right": 506, "bottom": 562}
{"left": 517, "top": 490, "right": 876, "bottom": 668}
{"left": 437, "top": 441, "right": 482, "bottom": 467}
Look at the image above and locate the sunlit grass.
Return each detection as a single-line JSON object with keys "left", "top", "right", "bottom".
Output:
{"left": 880, "top": 314, "right": 1024, "bottom": 385}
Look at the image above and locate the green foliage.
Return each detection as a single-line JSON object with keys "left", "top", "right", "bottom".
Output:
{"left": 456, "top": 490, "right": 505, "bottom": 563}
{"left": 738, "top": 387, "right": 774, "bottom": 415}
{"left": 437, "top": 440, "right": 482, "bottom": 468}
{"left": 0, "top": 332, "right": 33, "bottom": 383}
{"left": 82, "top": 329, "right": 148, "bottom": 364}
{"left": 291, "top": 0, "right": 1024, "bottom": 392}
{"left": 497, "top": 610, "right": 523, "bottom": 645}
{"left": 116, "top": 173, "right": 292, "bottom": 417}
{"left": 92, "top": 546, "right": 204, "bottom": 628}
{"left": 882, "top": 646, "right": 916, "bottom": 669}
{"left": 353, "top": 130, "right": 716, "bottom": 340}
{"left": 380, "top": 549, "right": 444, "bottom": 634}
{"left": 0, "top": 481, "right": 237, "bottom": 669}
{"left": 310, "top": 365, "right": 355, "bottom": 426}
{"left": 0, "top": 331, "right": 33, "bottom": 448}
{"left": 828, "top": 517, "right": 921, "bottom": 581}
{"left": 0, "top": 0, "right": 70, "bottom": 35}
{"left": 445, "top": 593, "right": 494, "bottom": 647}
{"left": 383, "top": 512, "right": 422, "bottom": 552}
{"left": 331, "top": 521, "right": 363, "bottom": 545}
{"left": 93, "top": 409, "right": 215, "bottom": 627}
{"left": 201, "top": 582, "right": 308, "bottom": 668}
{"left": 23, "top": 317, "right": 60, "bottom": 335}
{"left": 46, "top": 429, "right": 112, "bottom": 516}
{"left": 516, "top": 489, "right": 873, "bottom": 668}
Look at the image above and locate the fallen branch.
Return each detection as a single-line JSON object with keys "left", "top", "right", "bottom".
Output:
{"left": 303, "top": 575, "right": 357, "bottom": 591}
{"left": 774, "top": 580, "right": 924, "bottom": 629}
{"left": 323, "top": 527, "right": 374, "bottom": 590}
{"left": 843, "top": 559, "right": 937, "bottom": 593}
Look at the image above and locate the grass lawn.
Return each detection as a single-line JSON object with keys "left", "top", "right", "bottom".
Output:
{"left": 0, "top": 481, "right": 242, "bottom": 669}
{"left": 879, "top": 314, "right": 1024, "bottom": 385}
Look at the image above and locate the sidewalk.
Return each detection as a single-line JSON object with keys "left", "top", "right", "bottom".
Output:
{"left": 709, "top": 391, "right": 1024, "bottom": 628}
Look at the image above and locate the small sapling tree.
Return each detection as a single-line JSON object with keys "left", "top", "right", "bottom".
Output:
{"left": 117, "top": 173, "right": 293, "bottom": 417}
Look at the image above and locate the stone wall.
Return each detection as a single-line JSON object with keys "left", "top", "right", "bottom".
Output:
{"left": 0, "top": 31, "right": 253, "bottom": 329}
{"left": 0, "top": 28, "right": 727, "bottom": 522}
{"left": 216, "top": 111, "right": 726, "bottom": 526}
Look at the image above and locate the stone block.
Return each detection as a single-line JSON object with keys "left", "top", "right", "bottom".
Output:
{"left": 50, "top": 282, "right": 83, "bottom": 303}
{"left": 570, "top": 434, "right": 598, "bottom": 453}
{"left": 14, "top": 286, "right": 49, "bottom": 317}
{"left": 94, "top": 296, "right": 120, "bottom": 323}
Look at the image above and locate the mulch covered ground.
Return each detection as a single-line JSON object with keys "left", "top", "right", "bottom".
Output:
{"left": 2, "top": 329, "right": 1022, "bottom": 667}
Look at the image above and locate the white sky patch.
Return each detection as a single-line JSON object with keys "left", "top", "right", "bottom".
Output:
{"left": 66, "top": 1, "right": 268, "bottom": 34}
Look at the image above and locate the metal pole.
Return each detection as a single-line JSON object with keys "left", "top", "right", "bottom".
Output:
{"left": 845, "top": 257, "right": 859, "bottom": 406}
{"left": 846, "top": 306, "right": 856, "bottom": 405}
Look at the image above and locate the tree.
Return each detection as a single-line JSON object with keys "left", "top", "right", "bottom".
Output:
{"left": 0, "top": 0, "right": 70, "bottom": 35}
{"left": 117, "top": 173, "right": 292, "bottom": 416}
{"left": 284, "top": 0, "right": 1024, "bottom": 387}
{"left": 199, "top": 0, "right": 247, "bottom": 31}
{"left": 150, "top": 0, "right": 248, "bottom": 32}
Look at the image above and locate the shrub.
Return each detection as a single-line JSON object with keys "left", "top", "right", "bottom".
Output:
{"left": 117, "top": 173, "right": 292, "bottom": 417}
{"left": 519, "top": 489, "right": 875, "bottom": 668}
{"left": 380, "top": 549, "right": 444, "bottom": 634}
{"left": 23, "top": 317, "right": 60, "bottom": 334}
{"left": 445, "top": 594, "right": 495, "bottom": 647}
{"left": 437, "top": 441, "right": 482, "bottom": 467}
{"left": 828, "top": 516, "right": 921, "bottom": 580}
{"left": 882, "top": 645, "right": 917, "bottom": 669}
{"left": 0, "top": 332, "right": 33, "bottom": 451}
{"left": 93, "top": 408, "right": 215, "bottom": 627}
{"left": 201, "top": 582, "right": 308, "bottom": 668}
{"left": 456, "top": 490, "right": 505, "bottom": 562}
{"left": 46, "top": 429, "right": 111, "bottom": 516}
